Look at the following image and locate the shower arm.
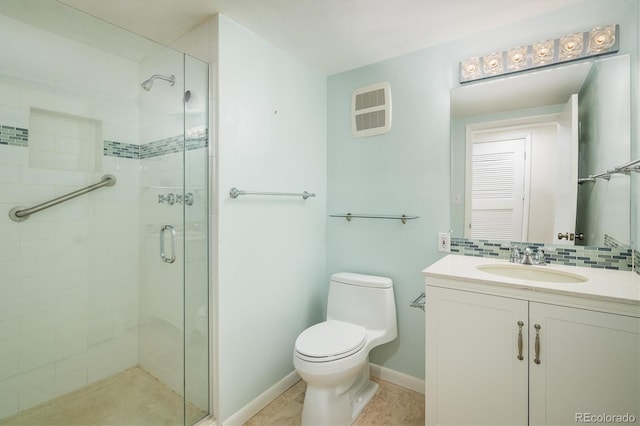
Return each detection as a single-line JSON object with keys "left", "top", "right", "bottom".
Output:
{"left": 149, "top": 74, "right": 175, "bottom": 84}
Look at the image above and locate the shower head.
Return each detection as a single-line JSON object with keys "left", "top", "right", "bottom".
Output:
{"left": 141, "top": 74, "right": 175, "bottom": 91}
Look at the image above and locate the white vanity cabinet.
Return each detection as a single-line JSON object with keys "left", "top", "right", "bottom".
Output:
{"left": 425, "top": 287, "right": 529, "bottom": 425}
{"left": 424, "top": 259, "right": 640, "bottom": 426}
{"left": 528, "top": 301, "right": 640, "bottom": 425}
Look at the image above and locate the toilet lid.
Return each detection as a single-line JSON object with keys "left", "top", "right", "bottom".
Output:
{"left": 295, "top": 320, "right": 366, "bottom": 360}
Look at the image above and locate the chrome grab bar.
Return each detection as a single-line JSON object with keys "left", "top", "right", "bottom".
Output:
{"left": 9, "top": 174, "right": 116, "bottom": 222}
{"left": 160, "top": 225, "right": 176, "bottom": 264}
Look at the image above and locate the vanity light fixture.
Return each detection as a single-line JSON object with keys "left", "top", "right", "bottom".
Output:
{"left": 459, "top": 24, "right": 619, "bottom": 83}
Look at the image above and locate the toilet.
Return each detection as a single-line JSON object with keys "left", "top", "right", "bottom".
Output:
{"left": 293, "top": 272, "right": 397, "bottom": 425}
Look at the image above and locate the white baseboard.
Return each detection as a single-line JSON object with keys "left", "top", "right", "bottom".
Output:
{"left": 223, "top": 365, "right": 423, "bottom": 425}
{"left": 222, "top": 371, "right": 300, "bottom": 426}
{"left": 370, "top": 363, "right": 425, "bottom": 395}
{"left": 194, "top": 415, "right": 217, "bottom": 426}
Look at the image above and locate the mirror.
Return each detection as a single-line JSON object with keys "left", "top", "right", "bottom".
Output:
{"left": 450, "top": 54, "right": 631, "bottom": 248}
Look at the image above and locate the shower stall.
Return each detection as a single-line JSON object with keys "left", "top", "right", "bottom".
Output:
{"left": 0, "top": 1, "right": 210, "bottom": 425}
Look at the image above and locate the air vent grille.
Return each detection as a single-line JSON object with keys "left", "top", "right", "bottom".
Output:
{"left": 351, "top": 82, "right": 391, "bottom": 137}
{"left": 355, "top": 88, "right": 386, "bottom": 111}
{"left": 355, "top": 110, "right": 386, "bottom": 131}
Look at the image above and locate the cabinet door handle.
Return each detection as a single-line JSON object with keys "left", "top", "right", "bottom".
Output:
{"left": 517, "top": 321, "right": 524, "bottom": 361}
{"left": 534, "top": 324, "right": 541, "bottom": 364}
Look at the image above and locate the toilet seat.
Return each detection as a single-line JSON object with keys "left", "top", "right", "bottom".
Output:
{"left": 295, "top": 320, "right": 366, "bottom": 362}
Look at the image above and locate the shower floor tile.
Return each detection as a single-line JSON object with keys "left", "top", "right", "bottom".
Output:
{"left": 0, "top": 367, "right": 206, "bottom": 426}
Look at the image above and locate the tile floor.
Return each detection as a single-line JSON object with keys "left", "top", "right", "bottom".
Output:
{"left": 1, "top": 370, "right": 423, "bottom": 426}
{"left": 244, "top": 377, "right": 425, "bottom": 426}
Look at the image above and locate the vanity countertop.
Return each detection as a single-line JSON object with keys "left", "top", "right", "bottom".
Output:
{"left": 423, "top": 254, "right": 640, "bottom": 306}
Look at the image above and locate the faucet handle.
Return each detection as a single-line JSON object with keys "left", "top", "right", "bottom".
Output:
{"left": 533, "top": 249, "right": 546, "bottom": 265}
{"left": 502, "top": 244, "right": 521, "bottom": 263}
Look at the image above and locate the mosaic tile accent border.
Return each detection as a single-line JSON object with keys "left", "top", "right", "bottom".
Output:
{"left": 0, "top": 125, "right": 28, "bottom": 146}
{"left": 106, "top": 130, "right": 208, "bottom": 159}
{"left": 1, "top": 122, "right": 208, "bottom": 159}
{"left": 104, "top": 140, "right": 140, "bottom": 159}
{"left": 451, "top": 237, "right": 633, "bottom": 271}
{"left": 635, "top": 250, "right": 640, "bottom": 275}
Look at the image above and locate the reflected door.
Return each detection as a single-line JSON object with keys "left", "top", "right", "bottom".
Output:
{"left": 553, "top": 94, "right": 579, "bottom": 245}
{"left": 468, "top": 137, "right": 530, "bottom": 241}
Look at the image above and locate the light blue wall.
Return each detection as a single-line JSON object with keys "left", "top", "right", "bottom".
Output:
{"left": 327, "top": 47, "right": 451, "bottom": 380}
{"left": 327, "top": 0, "right": 638, "bottom": 380}
{"left": 216, "top": 15, "right": 327, "bottom": 421}
{"left": 577, "top": 55, "right": 631, "bottom": 246}
{"left": 634, "top": 5, "right": 640, "bottom": 255}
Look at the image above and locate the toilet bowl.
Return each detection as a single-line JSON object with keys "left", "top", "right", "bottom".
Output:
{"left": 293, "top": 272, "right": 397, "bottom": 425}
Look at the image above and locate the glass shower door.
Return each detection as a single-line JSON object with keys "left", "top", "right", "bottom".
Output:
{"left": 138, "top": 50, "right": 210, "bottom": 425}
{"left": 182, "top": 54, "right": 210, "bottom": 425}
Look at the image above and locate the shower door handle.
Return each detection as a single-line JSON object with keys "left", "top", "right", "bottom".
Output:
{"left": 160, "top": 225, "right": 176, "bottom": 264}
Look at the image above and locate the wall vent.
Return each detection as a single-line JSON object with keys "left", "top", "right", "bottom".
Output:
{"left": 351, "top": 81, "right": 392, "bottom": 137}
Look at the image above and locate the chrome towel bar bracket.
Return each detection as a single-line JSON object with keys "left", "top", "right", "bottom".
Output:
{"left": 578, "top": 157, "right": 640, "bottom": 184}
{"left": 9, "top": 174, "right": 116, "bottom": 222}
{"left": 410, "top": 292, "right": 426, "bottom": 311}
{"left": 330, "top": 213, "right": 419, "bottom": 224}
{"left": 229, "top": 187, "right": 315, "bottom": 200}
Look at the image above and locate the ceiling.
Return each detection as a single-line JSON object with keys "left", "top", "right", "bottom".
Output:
{"left": 56, "top": 0, "right": 585, "bottom": 75}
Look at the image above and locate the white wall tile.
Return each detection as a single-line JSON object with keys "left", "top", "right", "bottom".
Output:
{"left": 0, "top": 394, "right": 19, "bottom": 420}
{"left": 0, "top": 356, "right": 19, "bottom": 381}
{"left": 0, "top": 84, "right": 20, "bottom": 109}
{"left": 0, "top": 365, "right": 55, "bottom": 401}
{"left": 0, "top": 106, "right": 29, "bottom": 129}
{"left": 0, "top": 164, "right": 19, "bottom": 185}
{"left": 19, "top": 348, "right": 55, "bottom": 373}
{"left": 0, "top": 146, "right": 27, "bottom": 166}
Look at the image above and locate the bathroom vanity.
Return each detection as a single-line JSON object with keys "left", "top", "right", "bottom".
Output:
{"left": 423, "top": 255, "right": 640, "bottom": 426}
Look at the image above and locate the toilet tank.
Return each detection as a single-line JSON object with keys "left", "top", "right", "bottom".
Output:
{"left": 326, "top": 272, "right": 397, "bottom": 342}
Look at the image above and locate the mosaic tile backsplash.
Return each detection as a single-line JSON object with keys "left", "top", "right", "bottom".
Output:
{"left": 451, "top": 237, "right": 633, "bottom": 271}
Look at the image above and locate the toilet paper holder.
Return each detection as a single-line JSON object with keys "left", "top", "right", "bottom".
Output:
{"left": 410, "top": 292, "right": 425, "bottom": 311}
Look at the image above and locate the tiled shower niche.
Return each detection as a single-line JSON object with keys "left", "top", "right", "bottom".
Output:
{"left": 28, "top": 109, "right": 102, "bottom": 173}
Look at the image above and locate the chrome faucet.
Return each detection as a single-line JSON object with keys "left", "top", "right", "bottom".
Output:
{"left": 521, "top": 247, "right": 535, "bottom": 265}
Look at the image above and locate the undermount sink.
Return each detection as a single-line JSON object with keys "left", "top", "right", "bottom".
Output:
{"left": 476, "top": 263, "right": 588, "bottom": 283}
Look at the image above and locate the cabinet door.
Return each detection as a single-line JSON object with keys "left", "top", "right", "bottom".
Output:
{"left": 529, "top": 302, "right": 640, "bottom": 426}
{"left": 426, "top": 286, "right": 529, "bottom": 425}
